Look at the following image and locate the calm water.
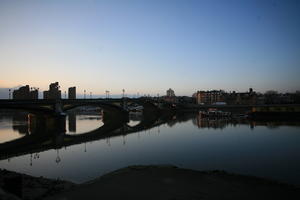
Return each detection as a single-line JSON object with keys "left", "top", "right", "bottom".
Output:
{"left": 0, "top": 111, "right": 300, "bottom": 186}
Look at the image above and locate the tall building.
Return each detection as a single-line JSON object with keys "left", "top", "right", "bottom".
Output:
{"left": 30, "top": 89, "right": 38, "bottom": 99}
{"left": 43, "top": 91, "right": 49, "bottom": 99}
{"left": 166, "top": 88, "right": 175, "bottom": 97}
{"left": 13, "top": 85, "right": 38, "bottom": 99}
{"left": 43, "top": 82, "right": 61, "bottom": 99}
{"left": 68, "top": 87, "right": 76, "bottom": 99}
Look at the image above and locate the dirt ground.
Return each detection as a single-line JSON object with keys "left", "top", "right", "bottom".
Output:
{"left": 44, "top": 165, "right": 300, "bottom": 200}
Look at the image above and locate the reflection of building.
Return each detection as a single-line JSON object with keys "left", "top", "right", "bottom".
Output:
{"left": 43, "top": 82, "right": 61, "bottom": 99}
{"left": 195, "top": 90, "right": 224, "bottom": 105}
{"left": 192, "top": 113, "right": 228, "bottom": 129}
{"left": 13, "top": 85, "right": 38, "bottom": 99}
{"left": 68, "top": 87, "right": 76, "bottom": 99}
{"left": 12, "top": 114, "right": 29, "bottom": 134}
{"left": 68, "top": 113, "right": 76, "bottom": 132}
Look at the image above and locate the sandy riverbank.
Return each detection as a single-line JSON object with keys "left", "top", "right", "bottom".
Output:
{"left": 1, "top": 165, "right": 300, "bottom": 200}
{"left": 0, "top": 169, "right": 75, "bottom": 200}
{"left": 46, "top": 165, "right": 299, "bottom": 200}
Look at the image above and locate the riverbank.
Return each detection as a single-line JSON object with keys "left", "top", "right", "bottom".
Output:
{"left": 0, "top": 169, "right": 75, "bottom": 200}
{"left": 2, "top": 165, "right": 299, "bottom": 200}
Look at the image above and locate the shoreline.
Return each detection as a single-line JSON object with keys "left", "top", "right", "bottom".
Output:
{"left": 1, "top": 165, "right": 299, "bottom": 200}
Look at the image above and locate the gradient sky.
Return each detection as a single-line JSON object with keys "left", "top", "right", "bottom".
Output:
{"left": 0, "top": 0, "right": 299, "bottom": 96}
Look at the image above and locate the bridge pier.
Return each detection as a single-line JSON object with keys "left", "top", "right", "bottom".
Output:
{"left": 122, "top": 98, "right": 128, "bottom": 111}
{"left": 54, "top": 100, "right": 65, "bottom": 116}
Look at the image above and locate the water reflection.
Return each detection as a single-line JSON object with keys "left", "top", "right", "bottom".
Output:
{"left": 0, "top": 111, "right": 104, "bottom": 143}
{"left": 68, "top": 113, "right": 76, "bottom": 132}
{"left": 0, "top": 112, "right": 28, "bottom": 143}
{"left": 66, "top": 113, "right": 103, "bottom": 135}
{"left": 127, "top": 112, "right": 142, "bottom": 127}
{"left": 193, "top": 112, "right": 300, "bottom": 129}
{"left": 0, "top": 111, "right": 300, "bottom": 185}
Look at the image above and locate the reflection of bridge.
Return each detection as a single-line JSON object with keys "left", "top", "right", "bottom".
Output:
{"left": 0, "top": 98, "right": 180, "bottom": 160}
{"left": 1, "top": 109, "right": 299, "bottom": 160}
{"left": 0, "top": 108, "right": 177, "bottom": 160}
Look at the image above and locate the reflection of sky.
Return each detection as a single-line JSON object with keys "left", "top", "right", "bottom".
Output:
{"left": 127, "top": 120, "right": 140, "bottom": 127}
{"left": 0, "top": 113, "right": 104, "bottom": 142}
{"left": 66, "top": 115, "right": 103, "bottom": 135}
{"left": 0, "top": 117, "right": 25, "bottom": 143}
{"left": 1, "top": 0, "right": 300, "bottom": 95}
{"left": 0, "top": 117, "right": 300, "bottom": 186}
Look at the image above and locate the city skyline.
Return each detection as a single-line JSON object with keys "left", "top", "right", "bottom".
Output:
{"left": 1, "top": 0, "right": 300, "bottom": 96}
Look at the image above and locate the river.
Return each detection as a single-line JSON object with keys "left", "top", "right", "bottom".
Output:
{"left": 0, "top": 110, "right": 299, "bottom": 186}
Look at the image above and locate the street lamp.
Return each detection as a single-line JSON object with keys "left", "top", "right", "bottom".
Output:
{"left": 8, "top": 89, "right": 11, "bottom": 99}
{"left": 84, "top": 90, "right": 86, "bottom": 99}
{"left": 105, "top": 90, "right": 110, "bottom": 99}
{"left": 122, "top": 89, "right": 125, "bottom": 98}
{"left": 105, "top": 90, "right": 109, "bottom": 99}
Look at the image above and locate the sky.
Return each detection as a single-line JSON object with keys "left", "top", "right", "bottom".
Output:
{"left": 0, "top": 0, "right": 299, "bottom": 98}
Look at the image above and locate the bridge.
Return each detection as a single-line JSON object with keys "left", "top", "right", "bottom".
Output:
{"left": 0, "top": 98, "right": 174, "bottom": 122}
{"left": 0, "top": 98, "right": 149, "bottom": 112}
{"left": 1, "top": 99, "right": 299, "bottom": 117}
{"left": 0, "top": 100, "right": 299, "bottom": 160}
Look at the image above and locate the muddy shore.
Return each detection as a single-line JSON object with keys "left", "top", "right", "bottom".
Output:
{"left": 1, "top": 165, "right": 300, "bottom": 200}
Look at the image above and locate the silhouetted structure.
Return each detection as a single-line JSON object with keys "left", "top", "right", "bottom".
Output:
{"left": 166, "top": 88, "right": 175, "bottom": 97}
{"left": 164, "top": 88, "right": 177, "bottom": 103}
{"left": 12, "top": 114, "right": 29, "bottom": 134}
{"left": 193, "top": 88, "right": 262, "bottom": 105}
{"left": 68, "top": 87, "right": 76, "bottom": 99}
{"left": 13, "top": 85, "right": 38, "bottom": 99}
{"left": 195, "top": 90, "right": 224, "bottom": 105}
{"left": 30, "top": 89, "right": 38, "bottom": 99}
{"left": 221, "top": 88, "right": 257, "bottom": 105}
{"left": 68, "top": 113, "right": 76, "bottom": 132}
{"left": 43, "top": 82, "right": 61, "bottom": 99}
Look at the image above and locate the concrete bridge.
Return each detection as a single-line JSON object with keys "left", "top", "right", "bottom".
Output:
{"left": 0, "top": 98, "right": 172, "bottom": 124}
{"left": 0, "top": 98, "right": 158, "bottom": 113}
{"left": 0, "top": 98, "right": 182, "bottom": 160}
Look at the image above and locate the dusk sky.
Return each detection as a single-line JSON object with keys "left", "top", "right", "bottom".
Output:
{"left": 0, "top": 0, "right": 299, "bottom": 97}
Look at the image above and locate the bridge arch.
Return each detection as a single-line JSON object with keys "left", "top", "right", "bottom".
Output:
{"left": 62, "top": 102, "right": 128, "bottom": 123}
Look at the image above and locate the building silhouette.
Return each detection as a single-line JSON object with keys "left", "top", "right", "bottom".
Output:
{"left": 224, "top": 88, "right": 257, "bottom": 105}
{"left": 68, "top": 87, "right": 76, "bottom": 99}
{"left": 68, "top": 113, "right": 76, "bottom": 132}
{"left": 193, "top": 88, "right": 259, "bottom": 105}
{"left": 43, "top": 82, "right": 61, "bottom": 99}
{"left": 13, "top": 85, "right": 38, "bottom": 99}
{"left": 166, "top": 88, "right": 175, "bottom": 97}
{"left": 195, "top": 90, "right": 224, "bottom": 105}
